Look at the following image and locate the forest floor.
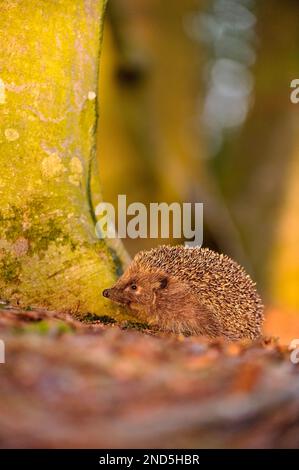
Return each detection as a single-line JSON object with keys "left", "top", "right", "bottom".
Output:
{"left": 0, "top": 305, "right": 299, "bottom": 448}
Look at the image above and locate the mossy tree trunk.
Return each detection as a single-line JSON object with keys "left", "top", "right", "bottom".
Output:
{"left": 0, "top": 0, "right": 125, "bottom": 317}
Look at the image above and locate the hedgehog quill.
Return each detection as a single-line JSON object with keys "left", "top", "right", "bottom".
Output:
{"left": 103, "top": 245, "right": 264, "bottom": 341}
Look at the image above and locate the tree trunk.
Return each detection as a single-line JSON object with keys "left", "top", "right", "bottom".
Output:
{"left": 0, "top": 0, "right": 125, "bottom": 318}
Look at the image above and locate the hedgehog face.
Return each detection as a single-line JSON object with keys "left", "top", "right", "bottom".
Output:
{"left": 103, "top": 265, "right": 220, "bottom": 335}
{"left": 102, "top": 264, "right": 197, "bottom": 331}
{"left": 102, "top": 268, "right": 169, "bottom": 323}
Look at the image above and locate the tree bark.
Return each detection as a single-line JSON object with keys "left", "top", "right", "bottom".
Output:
{"left": 0, "top": 0, "right": 125, "bottom": 318}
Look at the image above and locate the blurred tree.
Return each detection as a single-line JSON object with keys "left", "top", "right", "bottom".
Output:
{"left": 270, "top": 123, "right": 299, "bottom": 311}
{"left": 215, "top": 0, "right": 299, "bottom": 303}
{"left": 98, "top": 0, "right": 299, "bottom": 309}
{"left": 99, "top": 0, "right": 253, "bottom": 265}
{"left": 0, "top": 0, "right": 127, "bottom": 318}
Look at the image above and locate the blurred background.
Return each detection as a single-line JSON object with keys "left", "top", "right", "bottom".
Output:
{"left": 97, "top": 0, "right": 299, "bottom": 339}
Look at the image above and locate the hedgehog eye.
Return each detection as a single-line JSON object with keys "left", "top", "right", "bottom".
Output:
{"left": 130, "top": 284, "right": 137, "bottom": 290}
{"left": 159, "top": 277, "right": 168, "bottom": 289}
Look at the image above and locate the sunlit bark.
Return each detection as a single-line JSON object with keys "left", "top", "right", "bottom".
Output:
{"left": 0, "top": 0, "right": 127, "bottom": 318}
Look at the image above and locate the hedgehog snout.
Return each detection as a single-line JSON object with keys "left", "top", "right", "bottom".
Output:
{"left": 102, "top": 288, "right": 110, "bottom": 298}
{"left": 103, "top": 286, "right": 131, "bottom": 305}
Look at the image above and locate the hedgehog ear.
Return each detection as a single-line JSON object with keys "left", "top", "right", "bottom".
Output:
{"left": 159, "top": 277, "right": 168, "bottom": 289}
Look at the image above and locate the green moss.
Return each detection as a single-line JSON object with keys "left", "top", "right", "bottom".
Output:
{"left": 0, "top": 254, "right": 21, "bottom": 284}
{"left": 14, "top": 319, "right": 74, "bottom": 336}
{"left": 0, "top": 205, "right": 23, "bottom": 243}
{"left": 121, "top": 320, "right": 150, "bottom": 331}
{"left": 80, "top": 313, "right": 116, "bottom": 324}
{"left": 25, "top": 218, "right": 70, "bottom": 254}
{"left": 0, "top": 198, "right": 74, "bottom": 254}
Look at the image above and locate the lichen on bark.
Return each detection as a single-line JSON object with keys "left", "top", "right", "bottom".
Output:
{"left": 0, "top": 0, "right": 126, "bottom": 318}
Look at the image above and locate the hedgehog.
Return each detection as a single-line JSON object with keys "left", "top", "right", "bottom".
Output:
{"left": 102, "top": 245, "right": 264, "bottom": 341}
